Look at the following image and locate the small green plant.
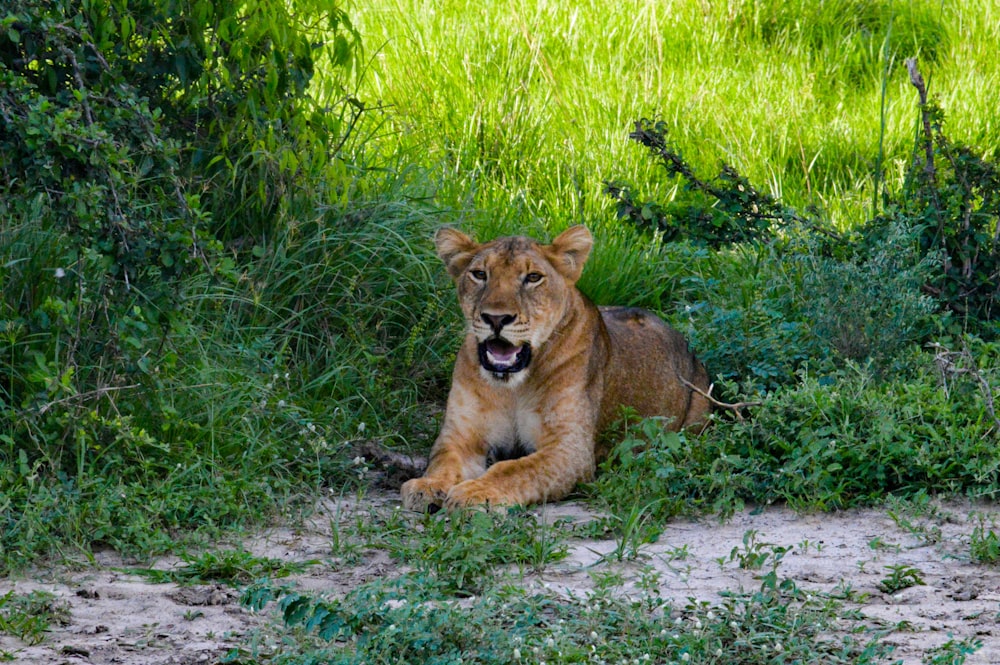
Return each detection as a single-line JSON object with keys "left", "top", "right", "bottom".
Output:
{"left": 385, "top": 508, "right": 569, "bottom": 595}
{"left": 969, "top": 520, "right": 1000, "bottom": 564}
{"left": 0, "top": 590, "right": 69, "bottom": 646}
{"left": 878, "top": 564, "right": 926, "bottom": 594}
{"left": 729, "top": 530, "right": 791, "bottom": 571}
{"left": 595, "top": 499, "right": 666, "bottom": 563}
{"left": 923, "top": 636, "right": 983, "bottom": 665}
{"left": 868, "top": 536, "right": 901, "bottom": 553}
{"left": 133, "top": 548, "right": 317, "bottom": 586}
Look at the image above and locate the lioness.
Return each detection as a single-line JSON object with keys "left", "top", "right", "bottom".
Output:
{"left": 401, "top": 225, "right": 711, "bottom": 511}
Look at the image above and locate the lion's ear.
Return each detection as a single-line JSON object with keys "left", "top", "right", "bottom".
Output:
{"left": 435, "top": 227, "right": 479, "bottom": 280}
{"left": 546, "top": 225, "right": 593, "bottom": 283}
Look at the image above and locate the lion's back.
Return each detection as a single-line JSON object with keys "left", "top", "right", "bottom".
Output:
{"left": 597, "top": 306, "right": 711, "bottom": 433}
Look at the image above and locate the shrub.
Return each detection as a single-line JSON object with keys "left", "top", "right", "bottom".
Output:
{"left": 797, "top": 220, "right": 939, "bottom": 369}
{"left": 865, "top": 71, "right": 1000, "bottom": 323}
{"left": 0, "top": 0, "right": 379, "bottom": 569}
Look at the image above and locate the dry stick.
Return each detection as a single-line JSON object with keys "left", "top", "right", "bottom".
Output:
{"left": 905, "top": 57, "right": 949, "bottom": 275}
{"left": 680, "top": 377, "right": 762, "bottom": 422}
{"left": 38, "top": 384, "right": 140, "bottom": 415}
{"left": 927, "top": 343, "right": 1000, "bottom": 432}
{"left": 358, "top": 439, "right": 427, "bottom": 484}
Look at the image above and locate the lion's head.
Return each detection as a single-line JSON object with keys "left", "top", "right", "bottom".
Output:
{"left": 435, "top": 225, "right": 594, "bottom": 385}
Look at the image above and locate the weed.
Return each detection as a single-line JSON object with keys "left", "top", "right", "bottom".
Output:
{"left": 869, "top": 537, "right": 901, "bottom": 553}
{"left": 729, "top": 530, "right": 791, "bottom": 571}
{"left": 242, "top": 563, "right": 897, "bottom": 665}
{"left": 969, "top": 518, "right": 1000, "bottom": 564}
{"left": 798, "top": 538, "right": 824, "bottom": 553}
{"left": 878, "top": 564, "right": 926, "bottom": 594}
{"left": 922, "top": 636, "right": 983, "bottom": 665}
{"left": 132, "top": 549, "right": 317, "bottom": 586}
{"left": 594, "top": 499, "right": 665, "bottom": 563}
{"left": 0, "top": 590, "right": 69, "bottom": 646}
{"left": 385, "top": 508, "right": 569, "bottom": 595}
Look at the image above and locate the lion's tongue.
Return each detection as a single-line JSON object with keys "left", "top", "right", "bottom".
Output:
{"left": 485, "top": 340, "right": 520, "bottom": 367}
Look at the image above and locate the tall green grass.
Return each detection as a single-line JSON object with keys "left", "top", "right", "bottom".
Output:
{"left": 355, "top": 0, "right": 999, "bottom": 249}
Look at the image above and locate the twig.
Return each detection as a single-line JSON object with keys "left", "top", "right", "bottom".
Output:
{"left": 38, "top": 384, "right": 140, "bottom": 414}
{"left": 358, "top": 439, "right": 427, "bottom": 487}
{"left": 927, "top": 342, "right": 1000, "bottom": 432}
{"left": 906, "top": 57, "right": 946, "bottom": 261}
{"left": 680, "top": 378, "right": 762, "bottom": 422}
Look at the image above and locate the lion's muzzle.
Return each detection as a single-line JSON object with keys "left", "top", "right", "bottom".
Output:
{"left": 478, "top": 338, "right": 532, "bottom": 375}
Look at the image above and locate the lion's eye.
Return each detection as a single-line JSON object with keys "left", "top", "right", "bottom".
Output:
{"left": 470, "top": 269, "right": 487, "bottom": 281}
{"left": 524, "top": 272, "right": 544, "bottom": 284}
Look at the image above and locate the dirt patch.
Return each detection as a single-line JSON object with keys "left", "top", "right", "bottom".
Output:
{"left": 3, "top": 495, "right": 998, "bottom": 664}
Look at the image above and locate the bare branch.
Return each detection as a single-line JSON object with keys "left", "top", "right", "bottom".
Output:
{"left": 927, "top": 342, "right": 1000, "bottom": 432}
{"left": 680, "top": 378, "right": 762, "bottom": 422}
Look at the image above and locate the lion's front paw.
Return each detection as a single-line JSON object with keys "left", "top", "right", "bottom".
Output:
{"left": 401, "top": 477, "right": 454, "bottom": 512}
{"left": 445, "top": 480, "right": 519, "bottom": 510}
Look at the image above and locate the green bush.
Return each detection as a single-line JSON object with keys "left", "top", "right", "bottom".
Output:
{"left": 591, "top": 342, "right": 999, "bottom": 519}
{"left": 726, "top": 355, "right": 1000, "bottom": 508}
{"left": 0, "top": 0, "right": 419, "bottom": 570}
{"left": 868, "top": 99, "right": 1000, "bottom": 323}
{"left": 797, "top": 220, "right": 939, "bottom": 369}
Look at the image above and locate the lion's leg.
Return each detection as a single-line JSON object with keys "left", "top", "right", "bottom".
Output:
{"left": 400, "top": 432, "right": 488, "bottom": 511}
{"left": 444, "top": 433, "right": 595, "bottom": 508}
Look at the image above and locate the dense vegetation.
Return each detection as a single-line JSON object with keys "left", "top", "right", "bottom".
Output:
{"left": 2, "top": 0, "right": 998, "bottom": 591}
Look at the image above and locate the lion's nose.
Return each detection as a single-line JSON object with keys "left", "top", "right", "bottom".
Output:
{"left": 481, "top": 312, "right": 516, "bottom": 333}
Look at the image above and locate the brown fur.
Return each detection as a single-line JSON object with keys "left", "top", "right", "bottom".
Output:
{"left": 400, "top": 225, "right": 711, "bottom": 510}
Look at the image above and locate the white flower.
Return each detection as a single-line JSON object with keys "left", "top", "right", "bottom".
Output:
{"left": 357, "top": 421, "right": 366, "bottom": 433}
{"left": 681, "top": 654, "right": 690, "bottom": 662}
{"left": 513, "top": 648, "right": 521, "bottom": 660}
{"left": 54, "top": 268, "right": 66, "bottom": 279}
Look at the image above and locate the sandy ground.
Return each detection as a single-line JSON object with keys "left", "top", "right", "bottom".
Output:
{"left": 2, "top": 494, "right": 999, "bottom": 664}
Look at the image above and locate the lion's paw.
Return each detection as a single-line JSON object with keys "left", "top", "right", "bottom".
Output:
{"left": 400, "top": 477, "right": 452, "bottom": 512}
{"left": 445, "top": 480, "right": 519, "bottom": 510}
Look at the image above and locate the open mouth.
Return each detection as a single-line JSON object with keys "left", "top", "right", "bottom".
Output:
{"left": 477, "top": 338, "right": 532, "bottom": 374}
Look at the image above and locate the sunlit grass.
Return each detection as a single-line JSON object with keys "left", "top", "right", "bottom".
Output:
{"left": 352, "top": 0, "right": 1000, "bottom": 244}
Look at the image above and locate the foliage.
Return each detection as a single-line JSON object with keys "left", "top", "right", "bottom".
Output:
{"left": 725, "top": 360, "right": 999, "bottom": 508}
{"left": 240, "top": 562, "right": 894, "bottom": 665}
{"left": 0, "top": 0, "right": 454, "bottom": 571}
{"left": 586, "top": 415, "right": 758, "bottom": 544}
{"left": 796, "top": 220, "right": 940, "bottom": 367}
{"left": 591, "top": 352, "right": 999, "bottom": 517}
{"left": 605, "top": 119, "right": 803, "bottom": 247}
{"left": 676, "top": 241, "right": 824, "bottom": 391}
{"left": 384, "top": 509, "right": 569, "bottom": 596}
{"left": 871, "top": 98, "right": 1000, "bottom": 322}
{"left": 878, "top": 564, "right": 926, "bottom": 594}
{"left": 0, "top": 590, "right": 69, "bottom": 646}
{"left": 969, "top": 519, "right": 1000, "bottom": 565}
{"left": 133, "top": 548, "right": 318, "bottom": 586}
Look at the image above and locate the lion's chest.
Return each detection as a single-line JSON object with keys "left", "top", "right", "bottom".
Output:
{"left": 483, "top": 400, "right": 541, "bottom": 465}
